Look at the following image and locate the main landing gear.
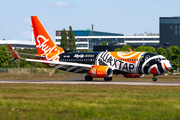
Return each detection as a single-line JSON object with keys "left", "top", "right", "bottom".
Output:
{"left": 152, "top": 75, "right": 157, "bottom": 82}
{"left": 104, "top": 77, "right": 112, "bottom": 81}
{"left": 84, "top": 74, "right": 112, "bottom": 81}
{"left": 85, "top": 75, "right": 93, "bottom": 81}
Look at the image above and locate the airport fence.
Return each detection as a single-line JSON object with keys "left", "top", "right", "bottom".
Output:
{"left": 0, "top": 68, "right": 62, "bottom": 74}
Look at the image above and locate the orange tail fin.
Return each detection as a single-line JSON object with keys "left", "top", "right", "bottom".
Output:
{"left": 31, "top": 16, "right": 64, "bottom": 54}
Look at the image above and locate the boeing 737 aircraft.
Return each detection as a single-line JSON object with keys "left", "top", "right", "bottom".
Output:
{"left": 8, "top": 16, "right": 174, "bottom": 82}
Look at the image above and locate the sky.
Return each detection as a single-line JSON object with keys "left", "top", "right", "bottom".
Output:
{"left": 0, "top": 0, "right": 180, "bottom": 41}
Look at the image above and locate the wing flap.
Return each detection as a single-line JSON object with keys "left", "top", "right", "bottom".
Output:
{"left": 25, "top": 58, "right": 92, "bottom": 69}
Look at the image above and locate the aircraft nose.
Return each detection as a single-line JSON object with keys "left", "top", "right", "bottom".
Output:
{"left": 170, "top": 61, "right": 174, "bottom": 68}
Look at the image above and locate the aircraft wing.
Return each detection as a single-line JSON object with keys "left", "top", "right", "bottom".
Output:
{"left": 25, "top": 58, "right": 92, "bottom": 72}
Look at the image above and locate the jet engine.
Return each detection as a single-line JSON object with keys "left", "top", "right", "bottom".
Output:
{"left": 90, "top": 66, "right": 113, "bottom": 78}
{"left": 123, "top": 74, "right": 145, "bottom": 78}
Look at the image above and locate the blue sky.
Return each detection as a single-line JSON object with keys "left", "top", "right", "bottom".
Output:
{"left": 0, "top": 0, "right": 180, "bottom": 41}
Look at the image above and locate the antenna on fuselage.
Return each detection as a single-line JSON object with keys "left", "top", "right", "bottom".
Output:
{"left": 128, "top": 48, "right": 132, "bottom": 52}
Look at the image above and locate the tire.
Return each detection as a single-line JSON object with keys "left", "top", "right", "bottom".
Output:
{"left": 104, "top": 77, "right": 112, "bottom": 81}
{"left": 85, "top": 75, "right": 93, "bottom": 81}
{"left": 152, "top": 77, "right": 157, "bottom": 82}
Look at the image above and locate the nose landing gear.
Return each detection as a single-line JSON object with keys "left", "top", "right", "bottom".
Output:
{"left": 152, "top": 75, "right": 157, "bottom": 82}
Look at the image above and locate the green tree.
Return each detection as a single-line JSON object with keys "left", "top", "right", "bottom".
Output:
{"left": 0, "top": 45, "right": 11, "bottom": 67}
{"left": 115, "top": 48, "right": 121, "bottom": 51}
{"left": 169, "top": 46, "right": 180, "bottom": 69}
{"left": 121, "top": 45, "right": 132, "bottom": 51}
{"left": 100, "top": 41, "right": 108, "bottom": 46}
{"left": 60, "top": 29, "right": 69, "bottom": 50}
{"left": 134, "top": 46, "right": 156, "bottom": 53}
{"left": 157, "top": 47, "right": 167, "bottom": 58}
{"left": 166, "top": 48, "right": 173, "bottom": 62}
{"left": 68, "top": 26, "right": 76, "bottom": 52}
{"left": 115, "top": 45, "right": 132, "bottom": 51}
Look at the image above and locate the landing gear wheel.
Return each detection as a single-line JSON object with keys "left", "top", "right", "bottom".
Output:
{"left": 152, "top": 77, "right": 157, "bottom": 82}
{"left": 104, "top": 77, "right": 112, "bottom": 81}
{"left": 85, "top": 75, "right": 93, "bottom": 81}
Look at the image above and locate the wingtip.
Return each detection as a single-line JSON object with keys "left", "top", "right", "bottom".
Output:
{"left": 7, "top": 44, "right": 20, "bottom": 59}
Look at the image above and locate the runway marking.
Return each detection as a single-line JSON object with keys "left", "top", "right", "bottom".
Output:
{"left": 0, "top": 80, "right": 180, "bottom": 86}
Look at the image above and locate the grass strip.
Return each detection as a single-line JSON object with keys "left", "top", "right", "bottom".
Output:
{"left": 0, "top": 84, "right": 180, "bottom": 119}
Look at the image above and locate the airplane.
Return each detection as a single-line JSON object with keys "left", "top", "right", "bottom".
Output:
{"left": 8, "top": 16, "right": 174, "bottom": 82}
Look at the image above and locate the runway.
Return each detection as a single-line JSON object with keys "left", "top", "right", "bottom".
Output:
{"left": 0, "top": 79, "right": 180, "bottom": 86}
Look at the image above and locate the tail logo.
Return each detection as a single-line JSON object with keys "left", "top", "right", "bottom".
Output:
{"left": 36, "top": 35, "right": 64, "bottom": 61}
{"left": 37, "top": 35, "right": 60, "bottom": 54}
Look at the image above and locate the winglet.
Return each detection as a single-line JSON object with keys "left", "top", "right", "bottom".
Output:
{"left": 8, "top": 44, "right": 20, "bottom": 59}
{"left": 128, "top": 48, "right": 132, "bottom": 52}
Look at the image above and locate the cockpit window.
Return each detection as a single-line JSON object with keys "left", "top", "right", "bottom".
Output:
{"left": 162, "top": 58, "right": 167, "bottom": 60}
{"left": 155, "top": 58, "right": 161, "bottom": 61}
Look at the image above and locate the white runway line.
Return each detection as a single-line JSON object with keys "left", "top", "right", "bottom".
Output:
{"left": 0, "top": 80, "right": 180, "bottom": 86}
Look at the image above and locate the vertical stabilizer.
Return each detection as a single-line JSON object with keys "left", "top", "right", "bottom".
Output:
{"left": 31, "top": 16, "right": 64, "bottom": 54}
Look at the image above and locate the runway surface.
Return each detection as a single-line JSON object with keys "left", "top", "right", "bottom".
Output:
{"left": 0, "top": 79, "right": 180, "bottom": 86}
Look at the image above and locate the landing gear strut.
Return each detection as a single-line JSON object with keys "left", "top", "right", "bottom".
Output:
{"left": 152, "top": 75, "right": 157, "bottom": 82}
{"left": 85, "top": 75, "right": 93, "bottom": 81}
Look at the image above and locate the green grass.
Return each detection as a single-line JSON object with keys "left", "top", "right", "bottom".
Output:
{"left": 0, "top": 73, "right": 81, "bottom": 80}
{"left": 0, "top": 84, "right": 180, "bottom": 119}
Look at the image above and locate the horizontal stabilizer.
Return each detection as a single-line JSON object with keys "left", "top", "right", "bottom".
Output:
{"left": 17, "top": 53, "right": 45, "bottom": 58}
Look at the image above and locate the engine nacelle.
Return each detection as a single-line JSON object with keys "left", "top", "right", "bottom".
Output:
{"left": 123, "top": 74, "right": 145, "bottom": 78}
{"left": 90, "top": 66, "right": 113, "bottom": 78}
